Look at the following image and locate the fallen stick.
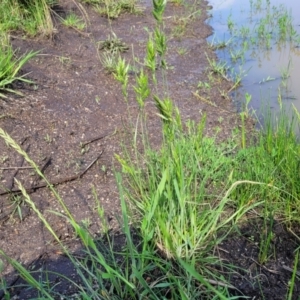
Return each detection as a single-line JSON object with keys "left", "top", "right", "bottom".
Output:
{"left": 0, "top": 166, "right": 34, "bottom": 170}
{"left": 0, "top": 151, "right": 103, "bottom": 196}
{"left": 81, "top": 130, "right": 116, "bottom": 147}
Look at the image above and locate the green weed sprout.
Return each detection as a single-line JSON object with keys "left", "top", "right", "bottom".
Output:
{"left": 205, "top": 53, "right": 228, "bottom": 79}
{"left": 227, "top": 13, "right": 235, "bottom": 31}
{"left": 62, "top": 13, "right": 86, "bottom": 30}
{"left": 280, "top": 59, "right": 291, "bottom": 87}
{"left": 100, "top": 52, "right": 119, "bottom": 73}
{"left": 9, "top": 194, "right": 26, "bottom": 221}
{"left": 244, "top": 92, "right": 252, "bottom": 118}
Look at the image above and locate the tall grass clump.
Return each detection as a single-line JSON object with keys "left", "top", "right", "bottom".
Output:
{"left": 0, "top": 0, "right": 54, "bottom": 36}
{"left": 118, "top": 107, "right": 255, "bottom": 257}
{"left": 0, "top": 125, "right": 237, "bottom": 299}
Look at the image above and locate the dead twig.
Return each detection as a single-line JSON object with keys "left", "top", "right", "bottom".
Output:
{"left": 81, "top": 130, "right": 116, "bottom": 147}
{"left": 0, "top": 166, "right": 34, "bottom": 170}
{"left": 0, "top": 151, "right": 103, "bottom": 196}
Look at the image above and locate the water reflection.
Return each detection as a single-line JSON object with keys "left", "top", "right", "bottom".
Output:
{"left": 208, "top": 0, "right": 300, "bottom": 115}
{"left": 210, "top": 0, "right": 236, "bottom": 11}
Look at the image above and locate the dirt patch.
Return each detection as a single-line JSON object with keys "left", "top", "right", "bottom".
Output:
{"left": 0, "top": 0, "right": 283, "bottom": 298}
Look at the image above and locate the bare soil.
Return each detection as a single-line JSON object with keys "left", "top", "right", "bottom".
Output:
{"left": 0, "top": 1, "right": 299, "bottom": 299}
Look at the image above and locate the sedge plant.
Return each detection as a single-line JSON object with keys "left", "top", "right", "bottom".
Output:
{"left": 0, "top": 34, "right": 38, "bottom": 98}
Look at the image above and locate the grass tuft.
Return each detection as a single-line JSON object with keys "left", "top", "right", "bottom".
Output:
{"left": 0, "top": 0, "right": 55, "bottom": 36}
{"left": 0, "top": 34, "right": 38, "bottom": 98}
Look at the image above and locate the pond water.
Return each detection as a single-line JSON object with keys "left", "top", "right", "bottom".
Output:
{"left": 207, "top": 0, "right": 300, "bottom": 117}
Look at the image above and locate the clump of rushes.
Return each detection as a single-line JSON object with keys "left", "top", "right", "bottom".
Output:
{"left": 0, "top": 34, "right": 38, "bottom": 98}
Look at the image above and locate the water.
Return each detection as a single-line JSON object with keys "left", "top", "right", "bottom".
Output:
{"left": 207, "top": 0, "right": 300, "bottom": 116}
